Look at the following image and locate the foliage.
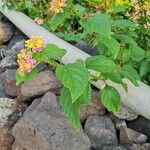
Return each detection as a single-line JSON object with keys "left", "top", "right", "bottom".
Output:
{"left": 101, "top": 85, "right": 120, "bottom": 113}
{"left": 56, "top": 62, "right": 89, "bottom": 103}
{"left": 0, "top": 12, "right": 3, "bottom": 21}
{"left": 15, "top": 36, "right": 141, "bottom": 131}
{"left": 3, "top": 0, "right": 149, "bottom": 130}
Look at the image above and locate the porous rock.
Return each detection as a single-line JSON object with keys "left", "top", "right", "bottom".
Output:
{"left": 1, "top": 35, "right": 25, "bottom": 57}
{"left": 119, "top": 128, "right": 147, "bottom": 145}
{"left": 0, "top": 76, "right": 6, "bottom": 97}
{"left": 0, "top": 22, "right": 14, "bottom": 45}
{"left": 128, "top": 116, "right": 150, "bottom": 141}
{"left": 108, "top": 114, "right": 127, "bottom": 130}
{"left": 1, "top": 69, "right": 20, "bottom": 97}
{"left": 12, "top": 92, "right": 91, "bottom": 150}
{"left": 0, "top": 98, "right": 26, "bottom": 150}
{"left": 18, "top": 70, "right": 61, "bottom": 101}
{"left": 103, "top": 145, "right": 127, "bottom": 150}
{"left": 80, "top": 90, "right": 106, "bottom": 123}
{"left": 128, "top": 143, "right": 150, "bottom": 150}
{"left": 84, "top": 116, "right": 118, "bottom": 149}
{"left": 0, "top": 56, "right": 18, "bottom": 73}
{"left": 114, "top": 104, "right": 138, "bottom": 121}
{"left": 0, "top": 46, "right": 6, "bottom": 60}
{"left": 75, "top": 42, "right": 98, "bottom": 56}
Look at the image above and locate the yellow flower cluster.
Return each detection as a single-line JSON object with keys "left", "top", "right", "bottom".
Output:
{"left": 25, "top": 36, "right": 46, "bottom": 52}
{"left": 49, "top": 0, "right": 66, "bottom": 14}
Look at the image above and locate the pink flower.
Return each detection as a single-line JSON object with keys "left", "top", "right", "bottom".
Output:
{"left": 17, "top": 51, "right": 36, "bottom": 74}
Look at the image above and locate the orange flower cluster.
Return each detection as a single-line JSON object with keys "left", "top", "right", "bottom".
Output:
{"left": 17, "top": 36, "right": 47, "bottom": 75}
{"left": 17, "top": 51, "right": 36, "bottom": 75}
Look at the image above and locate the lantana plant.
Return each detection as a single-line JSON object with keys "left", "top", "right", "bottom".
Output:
{"left": 16, "top": 36, "right": 139, "bottom": 131}
{"left": 16, "top": 36, "right": 66, "bottom": 85}
{"left": 49, "top": 0, "right": 67, "bottom": 14}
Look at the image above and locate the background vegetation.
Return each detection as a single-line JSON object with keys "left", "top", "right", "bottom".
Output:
{"left": 2, "top": 0, "right": 150, "bottom": 130}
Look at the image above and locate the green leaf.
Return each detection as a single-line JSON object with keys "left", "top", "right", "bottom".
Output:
{"left": 122, "top": 48, "right": 131, "bottom": 62}
{"left": 120, "top": 64, "right": 140, "bottom": 86}
{"left": 82, "top": 14, "right": 111, "bottom": 36}
{"left": 103, "top": 72, "right": 128, "bottom": 91}
{"left": 32, "top": 52, "right": 43, "bottom": 61}
{"left": 140, "top": 61, "right": 150, "bottom": 77}
{"left": 97, "top": 43, "right": 109, "bottom": 56}
{"left": 86, "top": 56, "right": 116, "bottom": 73}
{"left": 0, "top": 12, "right": 3, "bottom": 21}
{"left": 121, "top": 82, "right": 128, "bottom": 92}
{"left": 60, "top": 84, "right": 91, "bottom": 131}
{"left": 125, "top": 30, "right": 138, "bottom": 38}
{"left": 16, "top": 69, "right": 26, "bottom": 85}
{"left": 16, "top": 68, "right": 38, "bottom": 85}
{"left": 112, "top": 5, "right": 129, "bottom": 13}
{"left": 112, "top": 19, "right": 137, "bottom": 29}
{"left": 50, "top": 10, "right": 68, "bottom": 31}
{"left": 62, "top": 32, "right": 83, "bottom": 42}
{"left": 60, "top": 87, "right": 81, "bottom": 131}
{"left": 101, "top": 85, "right": 120, "bottom": 113}
{"left": 74, "top": 4, "right": 86, "bottom": 16}
{"left": 42, "top": 44, "right": 66, "bottom": 61}
{"left": 27, "top": 5, "right": 41, "bottom": 19}
{"left": 146, "top": 51, "right": 150, "bottom": 60}
{"left": 102, "top": 72, "right": 123, "bottom": 84}
{"left": 97, "top": 35, "right": 120, "bottom": 58}
{"left": 25, "top": 68, "right": 38, "bottom": 80}
{"left": 117, "top": 34, "right": 137, "bottom": 46}
{"left": 78, "top": 83, "right": 91, "bottom": 105}
{"left": 130, "top": 45, "right": 145, "bottom": 62}
{"left": 56, "top": 63, "right": 89, "bottom": 103}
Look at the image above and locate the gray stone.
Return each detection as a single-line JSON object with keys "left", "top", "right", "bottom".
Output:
{"left": 84, "top": 116, "right": 118, "bottom": 149}
{"left": 12, "top": 92, "right": 91, "bottom": 150}
{"left": 0, "top": 98, "right": 26, "bottom": 150}
{"left": 0, "top": 22, "right": 14, "bottom": 45}
{"left": 0, "top": 77, "right": 6, "bottom": 98}
{"left": 108, "top": 114, "right": 127, "bottom": 130}
{"left": 80, "top": 90, "right": 106, "bottom": 123}
{"left": 128, "top": 143, "right": 150, "bottom": 150}
{"left": 0, "top": 56, "right": 18, "bottom": 73}
{"left": 128, "top": 116, "right": 150, "bottom": 142}
{"left": 1, "top": 69, "right": 20, "bottom": 97}
{"left": 115, "top": 120, "right": 127, "bottom": 130}
{"left": 103, "top": 145, "right": 127, "bottom": 150}
{"left": 75, "top": 42, "right": 98, "bottom": 56}
{"left": 119, "top": 128, "right": 147, "bottom": 145}
{"left": 18, "top": 70, "right": 61, "bottom": 101}
{"left": 114, "top": 104, "right": 138, "bottom": 121}
{"left": 37, "top": 63, "right": 50, "bottom": 72}
{"left": 0, "top": 46, "right": 6, "bottom": 60}
{"left": 1, "top": 35, "right": 25, "bottom": 57}
{"left": 23, "top": 98, "right": 41, "bottom": 116}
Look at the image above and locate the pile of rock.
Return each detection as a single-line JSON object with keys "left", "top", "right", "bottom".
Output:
{"left": 1, "top": 20, "right": 150, "bottom": 150}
